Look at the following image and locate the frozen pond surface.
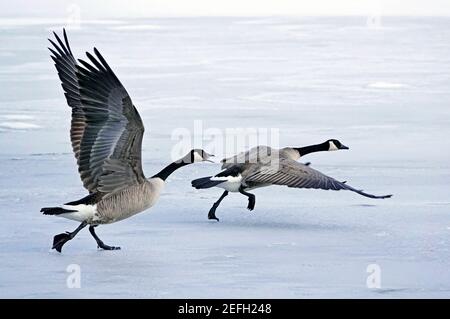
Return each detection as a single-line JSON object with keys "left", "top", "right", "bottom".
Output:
{"left": 0, "top": 16, "right": 449, "bottom": 298}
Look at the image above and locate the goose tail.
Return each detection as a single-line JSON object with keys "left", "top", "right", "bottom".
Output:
{"left": 191, "top": 176, "right": 224, "bottom": 189}
{"left": 41, "top": 206, "right": 77, "bottom": 215}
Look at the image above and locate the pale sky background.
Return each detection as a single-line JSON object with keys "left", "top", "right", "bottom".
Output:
{"left": 1, "top": 0, "right": 450, "bottom": 19}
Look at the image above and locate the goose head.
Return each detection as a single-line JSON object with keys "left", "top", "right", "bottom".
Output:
{"left": 182, "top": 149, "right": 214, "bottom": 163}
{"left": 327, "top": 139, "right": 349, "bottom": 151}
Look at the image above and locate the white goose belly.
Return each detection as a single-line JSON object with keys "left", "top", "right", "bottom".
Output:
{"left": 213, "top": 174, "right": 243, "bottom": 192}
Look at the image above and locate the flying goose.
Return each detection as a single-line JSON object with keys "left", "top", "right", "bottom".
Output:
{"left": 192, "top": 140, "right": 392, "bottom": 221}
{"left": 41, "top": 30, "right": 212, "bottom": 252}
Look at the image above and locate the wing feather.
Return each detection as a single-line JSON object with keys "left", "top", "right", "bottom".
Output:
{"left": 245, "top": 159, "right": 392, "bottom": 199}
{"left": 49, "top": 30, "right": 146, "bottom": 194}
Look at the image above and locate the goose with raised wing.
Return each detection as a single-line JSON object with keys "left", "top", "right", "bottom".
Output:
{"left": 192, "top": 140, "right": 392, "bottom": 221}
{"left": 41, "top": 30, "right": 212, "bottom": 252}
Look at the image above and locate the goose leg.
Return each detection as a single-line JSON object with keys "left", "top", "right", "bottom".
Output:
{"left": 239, "top": 186, "right": 256, "bottom": 211}
{"left": 208, "top": 191, "right": 228, "bottom": 221}
{"left": 52, "top": 221, "right": 87, "bottom": 253}
{"left": 89, "top": 226, "right": 121, "bottom": 251}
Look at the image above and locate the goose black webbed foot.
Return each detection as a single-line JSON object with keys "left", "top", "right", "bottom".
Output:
{"left": 247, "top": 195, "right": 256, "bottom": 211}
{"left": 239, "top": 186, "right": 256, "bottom": 211}
{"left": 52, "top": 232, "right": 72, "bottom": 253}
{"left": 89, "top": 225, "right": 120, "bottom": 251}
{"left": 51, "top": 221, "right": 87, "bottom": 253}
{"left": 97, "top": 241, "right": 121, "bottom": 251}
{"left": 208, "top": 207, "right": 220, "bottom": 222}
{"left": 207, "top": 190, "right": 228, "bottom": 221}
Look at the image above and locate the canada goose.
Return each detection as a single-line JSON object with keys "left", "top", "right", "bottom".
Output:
{"left": 41, "top": 30, "right": 213, "bottom": 252}
{"left": 192, "top": 140, "right": 392, "bottom": 221}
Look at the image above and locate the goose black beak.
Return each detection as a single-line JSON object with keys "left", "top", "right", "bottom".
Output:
{"left": 205, "top": 153, "right": 215, "bottom": 163}
{"left": 339, "top": 144, "right": 349, "bottom": 150}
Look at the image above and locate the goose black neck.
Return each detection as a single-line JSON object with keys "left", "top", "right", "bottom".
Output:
{"left": 152, "top": 161, "right": 189, "bottom": 181}
{"left": 295, "top": 142, "right": 328, "bottom": 157}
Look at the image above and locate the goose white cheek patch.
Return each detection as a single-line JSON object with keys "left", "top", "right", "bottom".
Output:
{"left": 193, "top": 152, "right": 204, "bottom": 162}
{"left": 328, "top": 141, "right": 339, "bottom": 151}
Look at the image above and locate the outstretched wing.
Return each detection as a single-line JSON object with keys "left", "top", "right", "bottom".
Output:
{"left": 49, "top": 30, "right": 146, "bottom": 194}
{"left": 245, "top": 159, "right": 392, "bottom": 199}
{"left": 48, "top": 30, "right": 85, "bottom": 162}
